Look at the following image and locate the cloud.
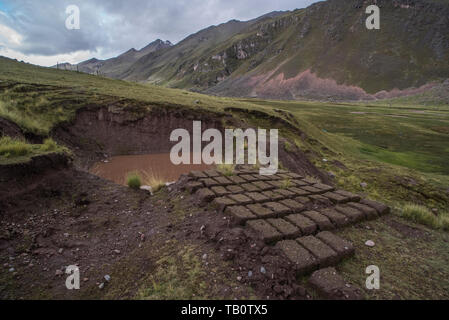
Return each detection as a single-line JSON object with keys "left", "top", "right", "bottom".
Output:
{"left": 0, "top": 0, "right": 318, "bottom": 66}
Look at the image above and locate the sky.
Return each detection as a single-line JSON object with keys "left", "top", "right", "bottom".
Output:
{"left": 0, "top": 0, "right": 318, "bottom": 67}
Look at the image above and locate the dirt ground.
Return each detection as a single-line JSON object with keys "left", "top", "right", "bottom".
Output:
{"left": 0, "top": 166, "right": 311, "bottom": 300}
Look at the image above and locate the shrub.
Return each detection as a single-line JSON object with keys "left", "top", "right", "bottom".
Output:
{"left": 143, "top": 170, "right": 166, "bottom": 194}
{"left": 126, "top": 172, "right": 142, "bottom": 190}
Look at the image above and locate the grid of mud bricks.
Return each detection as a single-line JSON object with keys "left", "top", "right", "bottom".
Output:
{"left": 186, "top": 168, "right": 390, "bottom": 277}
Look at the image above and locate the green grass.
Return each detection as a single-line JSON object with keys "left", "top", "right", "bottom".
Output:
{"left": 400, "top": 204, "right": 449, "bottom": 231}
{"left": 0, "top": 136, "right": 68, "bottom": 164}
{"left": 217, "top": 163, "right": 236, "bottom": 176}
{"left": 126, "top": 172, "right": 142, "bottom": 190}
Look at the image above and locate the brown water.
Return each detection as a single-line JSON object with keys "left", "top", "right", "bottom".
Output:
{"left": 90, "top": 153, "right": 212, "bottom": 186}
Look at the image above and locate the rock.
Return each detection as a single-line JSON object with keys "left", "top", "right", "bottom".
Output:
{"left": 55, "top": 270, "right": 64, "bottom": 276}
{"left": 104, "top": 275, "right": 111, "bottom": 282}
{"left": 237, "top": 276, "right": 242, "bottom": 282}
{"left": 202, "top": 254, "right": 208, "bottom": 260}
{"left": 58, "top": 248, "right": 63, "bottom": 254}
{"left": 63, "top": 233, "right": 70, "bottom": 238}
{"left": 9, "top": 267, "right": 15, "bottom": 272}
{"left": 113, "top": 249, "right": 121, "bottom": 254}
{"left": 365, "top": 240, "right": 375, "bottom": 247}
{"left": 360, "top": 182, "right": 368, "bottom": 189}
{"left": 83, "top": 278, "right": 89, "bottom": 282}
{"left": 248, "top": 271, "right": 253, "bottom": 278}
{"left": 260, "top": 267, "right": 266, "bottom": 274}
{"left": 99, "top": 283, "right": 105, "bottom": 289}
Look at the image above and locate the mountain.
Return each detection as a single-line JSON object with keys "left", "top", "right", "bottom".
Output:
{"left": 70, "top": 0, "right": 449, "bottom": 100}
{"left": 54, "top": 39, "right": 173, "bottom": 77}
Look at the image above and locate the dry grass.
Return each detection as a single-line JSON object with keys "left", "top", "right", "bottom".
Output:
{"left": 217, "top": 163, "right": 235, "bottom": 176}
{"left": 400, "top": 204, "right": 449, "bottom": 231}
{"left": 142, "top": 170, "right": 166, "bottom": 193}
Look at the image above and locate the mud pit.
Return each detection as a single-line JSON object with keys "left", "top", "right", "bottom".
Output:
{"left": 90, "top": 153, "right": 211, "bottom": 185}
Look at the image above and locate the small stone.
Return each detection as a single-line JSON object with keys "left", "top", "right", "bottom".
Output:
{"left": 248, "top": 271, "right": 253, "bottom": 278}
{"left": 58, "top": 248, "right": 63, "bottom": 254}
{"left": 104, "top": 275, "right": 111, "bottom": 282}
{"left": 9, "top": 267, "right": 15, "bottom": 272}
{"left": 260, "top": 267, "right": 266, "bottom": 274}
{"left": 63, "top": 233, "right": 69, "bottom": 238}
{"left": 202, "top": 254, "right": 208, "bottom": 260}
{"left": 55, "top": 270, "right": 63, "bottom": 276}
{"left": 237, "top": 276, "right": 242, "bottom": 282}
{"left": 99, "top": 283, "right": 105, "bottom": 289}
{"left": 113, "top": 250, "right": 121, "bottom": 254}
{"left": 83, "top": 278, "right": 89, "bottom": 282}
{"left": 365, "top": 240, "right": 375, "bottom": 247}
{"left": 360, "top": 182, "right": 368, "bottom": 189}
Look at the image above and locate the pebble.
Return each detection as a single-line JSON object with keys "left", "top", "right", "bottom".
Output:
{"left": 202, "top": 254, "right": 208, "bottom": 260}
{"left": 55, "top": 270, "right": 63, "bottom": 276}
{"left": 104, "top": 275, "right": 111, "bottom": 282}
{"left": 58, "top": 248, "right": 64, "bottom": 254}
{"left": 365, "top": 240, "right": 375, "bottom": 247}
{"left": 9, "top": 267, "right": 15, "bottom": 272}
{"left": 99, "top": 283, "right": 105, "bottom": 290}
{"left": 113, "top": 250, "right": 121, "bottom": 254}
{"left": 360, "top": 182, "right": 368, "bottom": 188}
{"left": 248, "top": 271, "right": 253, "bottom": 278}
{"left": 260, "top": 267, "right": 266, "bottom": 274}
{"left": 237, "top": 276, "right": 242, "bottom": 282}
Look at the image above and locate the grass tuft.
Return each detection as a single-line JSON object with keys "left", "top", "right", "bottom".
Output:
{"left": 142, "top": 170, "right": 166, "bottom": 193}
{"left": 0, "top": 136, "right": 32, "bottom": 157}
{"left": 217, "top": 163, "right": 235, "bottom": 176}
{"left": 126, "top": 172, "right": 142, "bottom": 190}
{"left": 400, "top": 204, "right": 449, "bottom": 231}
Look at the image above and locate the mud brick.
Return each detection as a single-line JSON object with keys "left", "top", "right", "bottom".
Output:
{"left": 335, "top": 190, "right": 361, "bottom": 202}
{"left": 286, "top": 172, "right": 304, "bottom": 179}
{"left": 360, "top": 199, "right": 390, "bottom": 215}
{"left": 204, "top": 169, "right": 221, "bottom": 177}
{"left": 228, "top": 175, "right": 246, "bottom": 184}
{"left": 302, "top": 211, "right": 335, "bottom": 231}
{"left": 335, "top": 205, "right": 365, "bottom": 223}
{"left": 277, "top": 169, "right": 288, "bottom": 174}
{"left": 320, "top": 208, "right": 350, "bottom": 228}
{"left": 303, "top": 177, "right": 319, "bottom": 185}
{"left": 280, "top": 199, "right": 305, "bottom": 213}
{"left": 247, "top": 220, "right": 283, "bottom": 244}
{"left": 261, "top": 190, "right": 285, "bottom": 202}
{"left": 264, "top": 202, "right": 292, "bottom": 217}
{"left": 267, "top": 180, "right": 284, "bottom": 188}
{"left": 185, "top": 181, "right": 204, "bottom": 194}
{"left": 227, "top": 185, "right": 245, "bottom": 194}
{"left": 253, "top": 174, "right": 271, "bottom": 181}
{"left": 277, "top": 174, "right": 291, "bottom": 180}
{"left": 316, "top": 231, "right": 355, "bottom": 259}
{"left": 200, "top": 178, "right": 220, "bottom": 187}
{"left": 196, "top": 188, "right": 216, "bottom": 204}
{"left": 292, "top": 179, "right": 309, "bottom": 187}
{"left": 302, "top": 186, "right": 322, "bottom": 194}
{"left": 211, "top": 186, "right": 230, "bottom": 197}
{"left": 273, "top": 189, "right": 296, "bottom": 199}
{"left": 288, "top": 187, "right": 310, "bottom": 196}
{"left": 226, "top": 206, "right": 257, "bottom": 225}
{"left": 212, "top": 197, "right": 237, "bottom": 213}
{"left": 246, "top": 203, "right": 275, "bottom": 219}
{"left": 228, "top": 194, "right": 253, "bottom": 205}
{"left": 241, "top": 183, "right": 261, "bottom": 192}
{"left": 285, "top": 214, "right": 317, "bottom": 235}
{"left": 189, "top": 171, "right": 207, "bottom": 179}
{"left": 269, "top": 175, "right": 283, "bottom": 180}
{"left": 297, "top": 236, "right": 339, "bottom": 268}
{"left": 240, "top": 174, "right": 259, "bottom": 182}
{"left": 268, "top": 219, "right": 301, "bottom": 239}
{"left": 313, "top": 183, "right": 335, "bottom": 193}
{"left": 214, "top": 176, "right": 233, "bottom": 186}
{"left": 323, "top": 192, "right": 349, "bottom": 204}
{"left": 346, "top": 202, "right": 378, "bottom": 220}
{"left": 276, "top": 240, "right": 318, "bottom": 275}
{"left": 309, "top": 194, "right": 333, "bottom": 205}
{"left": 245, "top": 192, "right": 269, "bottom": 203}
{"left": 309, "top": 268, "right": 364, "bottom": 300}
{"left": 252, "top": 181, "right": 274, "bottom": 191}
{"left": 295, "top": 196, "right": 312, "bottom": 205}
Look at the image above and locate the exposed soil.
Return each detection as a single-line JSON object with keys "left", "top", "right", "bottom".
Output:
{"left": 0, "top": 105, "right": 329, "bottom": 300}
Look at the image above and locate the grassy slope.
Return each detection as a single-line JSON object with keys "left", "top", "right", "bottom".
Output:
{"left": 1, "top": 57, "right": 449, "bottom": 299}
